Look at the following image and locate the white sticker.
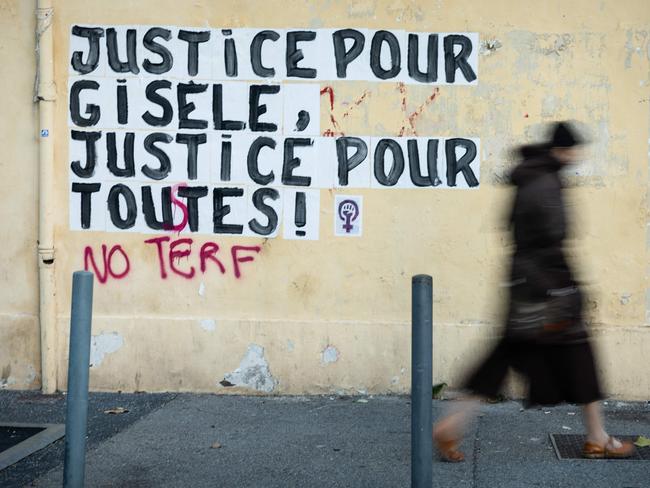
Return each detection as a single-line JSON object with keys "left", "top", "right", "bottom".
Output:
{"left": 283, "top": 188, "right": 320, "bottom": 240}
{"left": 283, "top": 83, "right": 320, "bottom": 136}
{"left": 69, "top": 25, "right": 108, "bottom": 77}
{"left": 247, "top": 186, "right": 283, "bottom": 238}
{"left": 69, "top": 181, "right": 107, "bottom": 231}
{"left": 334, "top": 136, "right": 371, "bottom": 188}
{"left": 334, "top": 195, "right": 363, "bottom": 237}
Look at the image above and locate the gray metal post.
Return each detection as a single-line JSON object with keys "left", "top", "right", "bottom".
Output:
{"left": 411, "top": 274, "right": 433, "bottom": 488}
{"left": 63, "top": 271, "right": 94, "bottom": 488}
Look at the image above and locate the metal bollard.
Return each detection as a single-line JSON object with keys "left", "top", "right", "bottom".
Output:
{"left": 63, "top": 271, "right": 94, "bottom": 488}
{"left": 411, "top": 274, "right": 433, "bottom": 488}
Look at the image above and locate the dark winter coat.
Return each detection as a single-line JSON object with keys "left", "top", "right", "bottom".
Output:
{"left": 462, "top": 144, "right": 602, "bottom": 405}
{"left": 504, "top": 144, "right": 586, "bottom": 344}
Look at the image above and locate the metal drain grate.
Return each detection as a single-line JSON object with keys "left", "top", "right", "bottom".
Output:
{"left": 550, "top": 434, "right": 650, "bottom": 461}
{"left": 0, "top": 423, "right": 65, "bottom": 471}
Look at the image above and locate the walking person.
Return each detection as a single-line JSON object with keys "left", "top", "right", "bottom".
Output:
{"left": 432, "top": 121, "right": 635, "bottom": 462}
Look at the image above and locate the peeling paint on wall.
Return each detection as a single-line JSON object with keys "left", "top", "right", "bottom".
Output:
{"left": 387, "top": 0, "right": 424, "bottom": 23}
{"left": 541, "top": 95, "right": 563, "bottom": 118}
{"left": 0, "top": 364, "right": 13, "bottom": 388}
{"left": 26, "top": 364, "right": 37, "bottom": 384}
{"left": 0, "top": 363, "right": 37, "bottom": 388}
{"left": 199, "top": 319, "right": 216, "bottom": 332}
{"left": 90, "top": 332, "right": 124, "bottom": 367}
{"left": 480, "top": 39, "right": 502, "bottom": 56}
{"left": 348, "top": 0, "right": 377, "bottom": 18}
{"left": 221, "top": 344, "right": 277, "bottom": 393}
{"left": 321, "top": 345, "right": 340, "bottom": 364}
{"left": 507, "top": 31, "right": 539, "bottom": 74}
{"left": 538, "top": 33, "right": 573, "bottom": 56}
{"left": 391, "top": 366, "right": 407, "bottom": 384}
{"left": 624, "top": 30, "right": 650, "bottom": 69}
{"left": 390, "top": 368, "right": 406, "bottom": 385}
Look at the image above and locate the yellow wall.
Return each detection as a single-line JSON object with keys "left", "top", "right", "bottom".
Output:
{"left": 2, "top": 0, "right": 650, "bottom": 399}
{"left": 0, "top": 0, "right": 40, "bottom": 389}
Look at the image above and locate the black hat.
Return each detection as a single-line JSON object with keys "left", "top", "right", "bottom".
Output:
{"left": 549, "top": 121, "right": 585, "bottom": 148}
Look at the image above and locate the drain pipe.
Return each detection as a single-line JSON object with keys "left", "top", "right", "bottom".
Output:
{"left": 36, "top": 0, "right": 57, "bottom": 393}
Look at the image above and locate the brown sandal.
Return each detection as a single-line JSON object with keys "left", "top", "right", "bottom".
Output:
{"left": 582, "top": 436, "right": 635, "bottom": 459}
{"left": 433, "top": 429, "right": 465, "bottom": 462}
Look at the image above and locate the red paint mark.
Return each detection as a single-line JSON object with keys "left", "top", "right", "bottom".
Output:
{"left": 397, "top": 85, "right": 441, "bottom": 136}
{"left": 85, "top": 239, "right": 262, "bottom": 283}
{"left": 163, "top": 183, "right": 188, "bottom": 233}
{"left": 320, "top": 86, "right": 335, "bottom": 110}
{"left": 84, "top": 244, "right": 131, "bottom": 284}
{"left": 169, "top": 238, "right": 195, "bottom": 279}
{"left": 398, "top": 83, "right": 408, "bottom": 136}
{"left": 342, "top": 90, "right": 370, "bottom": 118}
{"left": 200, "top": 242, "right": 226, "bottom": 274}
{"left": 141, "top": 238, "right": 260, "bottom": 280}
{"left": 231, "top": 245, "right": 261, "bottom": 279}
{"left": 407, "top": 87, "right": 440, "bottom": 134}
{"left": 320, "top": 85, "right": 371, "bottom": 137}
{"left": 330, "top": 114, "right": 342, "bottom": 132}
{"left": 144, "top": 236, "right": 170, "bottom": 279}
{"left": 398, "top": 82, "right": 408, "bottom": 111}
{"left": 322, "top": 115, "right": 345, "bottom": 137}
{"left": 84, "top": 245, "right": 109, "bottom": 284}
{"left": 107, "top": 245, "right": 130, "bottom": 279}
{"left": 355, "top": 92, "right": 369, "bottom": 106}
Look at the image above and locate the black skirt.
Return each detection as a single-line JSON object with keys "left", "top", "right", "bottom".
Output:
{"left": 463, "top": 337, "right": 603, "bottom": 407}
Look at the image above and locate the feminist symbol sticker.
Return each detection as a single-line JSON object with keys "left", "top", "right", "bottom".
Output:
{"left": 335, "top": 195, "right": 363, "bottom": 237}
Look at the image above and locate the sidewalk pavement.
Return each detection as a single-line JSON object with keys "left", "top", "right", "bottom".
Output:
{"left": 1, "top": 391, "right": 649, "bottom": 487}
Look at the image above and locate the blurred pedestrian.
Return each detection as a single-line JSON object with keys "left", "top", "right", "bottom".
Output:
{"left": 432, "top": 121, "right": 635, "bottom": 461}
